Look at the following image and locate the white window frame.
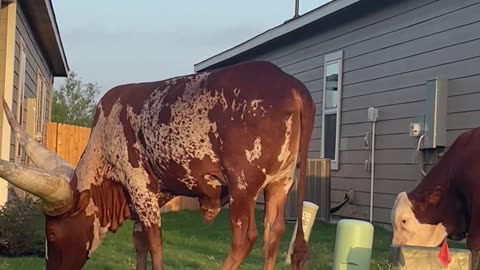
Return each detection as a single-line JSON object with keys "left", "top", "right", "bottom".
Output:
{"left": 36, "top": 69, "right": 42, "bottom": 133}
{"left": 15, "top": 40, "right": 27, "bottom": 163}
{"left": 320, "top": 51, "right": 343, "bottom": 170}
{"left": 41, "top": 79, "right": 47, "bottom": 136}
{"left": 35, "top": 68, "right": 48, "bottom": 139}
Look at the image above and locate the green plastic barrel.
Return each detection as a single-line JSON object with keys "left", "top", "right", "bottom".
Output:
{"left": 332, "top": 219, "right": 374, "bottom": 270}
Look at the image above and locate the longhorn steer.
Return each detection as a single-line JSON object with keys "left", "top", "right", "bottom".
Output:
{"left": 0, "top": 61, "right": 315, "bottom": 270}
{"left": 391, "top": 128, "right": 480, "bottom": 270}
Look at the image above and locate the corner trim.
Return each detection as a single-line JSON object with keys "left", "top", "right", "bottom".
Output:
{"left": 0, "top": 2, "right": 17, "bottom": 205}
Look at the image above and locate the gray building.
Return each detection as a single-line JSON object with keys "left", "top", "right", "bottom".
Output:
{"left": 194, "top": 0, "right": 480, "bottom": 226}
{"left": 0, "top": 0, "right": 69, "bottom": 204}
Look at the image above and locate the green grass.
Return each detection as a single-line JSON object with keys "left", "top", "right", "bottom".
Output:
{"left": 0, "top": 209, "right": 472, "bottom": 270}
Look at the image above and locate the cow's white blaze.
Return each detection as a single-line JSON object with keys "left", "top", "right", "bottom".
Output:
{"left": 204, "top": 174, "right": 222, "bottom": 189}
{"left": 248, "top": 99, "right": 268, "bottom": 117}
{"left": 278, "top": 115, "right": 294, "bottom": 163}
{"left": 250, "top": 100, "right": 262, "bottom": 111}
{"left": 84, "top": 199, "right": 109, "bottom": 256}
{"left": 254, "top": 113, "right": 299, "bottom": 199}
{"left": 245, "top": 137, "right": 262, "bottom": 164}
{"left": 391, "top": 192, "right": 447, "bottom": 247}
{"left": 237, "top": 170, "right": 248, "bottom": 190}
{"left": 233, "top": 88, "right": 240, "bottom": 97}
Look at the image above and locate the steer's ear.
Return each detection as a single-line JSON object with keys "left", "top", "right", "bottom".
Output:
{"left": 413, "top": 186, "right": 444, "bottom": 213}
{"left": 71, "top": 190, "right": 91, "bottom": 216}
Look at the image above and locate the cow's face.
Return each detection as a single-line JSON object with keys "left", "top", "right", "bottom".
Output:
{"left": 0, "top": 100, "right": 99, "bottom": 269}
{"left": 391, "top": 192, "right": 447, "bottom": 247}
{"left": 45, "top": 206, "right": 95, "bottom": 270}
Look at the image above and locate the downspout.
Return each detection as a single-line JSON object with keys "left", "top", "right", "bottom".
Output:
{"left": 367, "top": 107, "right": 379, "bottom": 223}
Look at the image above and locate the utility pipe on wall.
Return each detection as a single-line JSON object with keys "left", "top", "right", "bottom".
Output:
{"left": 294, "top": 0, "right": 300, "bottom": 17}
{"left": 367, "top": 107, "right": 379, "bottom": 223}
{"left": 416, "top": 134, "right": 427, "bottom": 177}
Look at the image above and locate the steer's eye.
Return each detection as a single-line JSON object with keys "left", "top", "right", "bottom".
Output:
{"left": 47, "top": 231, "right": 56, "bottom": 242}
{"left": 401, "top": 219, "right": 407, "bottom": 225}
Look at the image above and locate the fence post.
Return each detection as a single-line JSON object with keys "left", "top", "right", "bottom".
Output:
{"left": 319, "top": 158, "right": 331, "bottom": 223}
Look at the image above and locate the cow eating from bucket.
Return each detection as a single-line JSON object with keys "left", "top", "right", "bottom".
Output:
{"left": 391, "top": 128, "right": 480, "bottom": 269}
{"left": 0, "top": 61, "right": 315, "bottom": 270}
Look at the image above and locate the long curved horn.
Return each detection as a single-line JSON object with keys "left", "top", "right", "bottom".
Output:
{"left": 2, "top": 99, "right": 74, "bottom": 180}
{"left": 0, "top": 159, "right": 72, "bottom": 216}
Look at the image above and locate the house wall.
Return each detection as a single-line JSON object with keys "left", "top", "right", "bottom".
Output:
{"left": 7, "top": 3, "right": 55, "bottom": 198}
{"left": 208, "top": 0, "right": 480, "bottom": 224}
{"left": 12, "top": 3, "right": 54, "bottom": 156}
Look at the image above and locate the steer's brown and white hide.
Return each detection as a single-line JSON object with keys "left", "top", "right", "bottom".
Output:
{"left": 1, "top": 61, "right": 314, "bottom": 270}
{"left": 391, "top": 128, "right": 480, "bottom": 270}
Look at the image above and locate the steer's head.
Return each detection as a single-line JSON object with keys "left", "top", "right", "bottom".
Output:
{"left": 391, "top": 191, "right": 447, "bottom": 247}
{"left": 43, "top": 189, "right": 98, "bottom": 270}
{"left": 0, "top": 100, "right": 97, "bottom": 269}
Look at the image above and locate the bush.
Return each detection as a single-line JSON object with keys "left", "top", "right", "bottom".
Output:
{"left": 0, "top": 189, "right": 45, "bottom": 257}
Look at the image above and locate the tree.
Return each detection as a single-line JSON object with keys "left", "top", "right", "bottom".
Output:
{"left": 52, "top": 72, "right": 100, "bottom": 127}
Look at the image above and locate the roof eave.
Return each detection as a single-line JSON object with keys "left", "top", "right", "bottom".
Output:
{"left": 45, "top": 0, "right": 69, "bottom": 77}
{"left": 18, "top": 0, "right": 69, "bottom": 77}
{"left": 193, "top": 0, "right": 361, "bottom": 72}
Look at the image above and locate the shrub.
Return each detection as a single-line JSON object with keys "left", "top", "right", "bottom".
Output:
{"left": 0, "top": 189, "right": 45, "bottom": 257}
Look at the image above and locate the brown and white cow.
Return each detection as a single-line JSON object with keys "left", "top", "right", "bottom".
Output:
{"left": 391, "top": 128, "right": 480, "bottom": 270}
{"left": 0, "top": 61, "right": 315, "bottom": 270}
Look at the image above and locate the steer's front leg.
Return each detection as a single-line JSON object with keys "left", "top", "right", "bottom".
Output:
{"left": 133, "top": 218, "right": 164, "bottom": 270}
{"left": 132, "top": 220, "right": 149, "bottom": 270}
{"left": 127, "top": 183, "right": 163, "bottom": 270}
{"left": 144, "top": 222, "right": 164, "bottom": 270}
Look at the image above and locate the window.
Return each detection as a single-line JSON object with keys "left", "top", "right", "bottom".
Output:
{"left": 36, "top": 69, "right": 47, "bottom": 139}
{"left": 41, "top": 79, "right": 47, "bottom": 136}
{"left": 15, "top": 40, "right": 27, "bottom": 163}
{"left": 321, "top": 51, "right": 343, "bottom": 170}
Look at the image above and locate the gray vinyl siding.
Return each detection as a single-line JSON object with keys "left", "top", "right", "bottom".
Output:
{"left": 0, "top": 4, "right": 8, "bottom": 97}
{"left": 207, "top": 0, "right": 480, "bottom": 224}
{"left": 11, "top": 4, "right": 54, "bottom": 161}
{"left": 8, "top": 4, "right": 54, "bottom": 198}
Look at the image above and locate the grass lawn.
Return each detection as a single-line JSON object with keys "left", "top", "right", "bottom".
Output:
{"left": 0, "top": 208, "right": 472, "bottom": 270}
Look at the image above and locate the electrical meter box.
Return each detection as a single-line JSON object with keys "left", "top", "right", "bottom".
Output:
{"left": 422, "top": 78, "right": 448, "bottom": 149}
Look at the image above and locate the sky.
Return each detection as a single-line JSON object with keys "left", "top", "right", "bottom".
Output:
{"left": 51, "top": 0, "right": 331, "bottom": 96}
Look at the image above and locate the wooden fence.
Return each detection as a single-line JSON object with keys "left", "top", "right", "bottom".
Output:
{"left": 44, "top": 122, "right": 199, "bottom": 213}
{"left": 45, "top": 122, "right": 91, "bottom": 167}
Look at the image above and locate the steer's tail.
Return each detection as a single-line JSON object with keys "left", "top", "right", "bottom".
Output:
{"left": 290, "top": 84, "right": 315, "bottom": 270}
